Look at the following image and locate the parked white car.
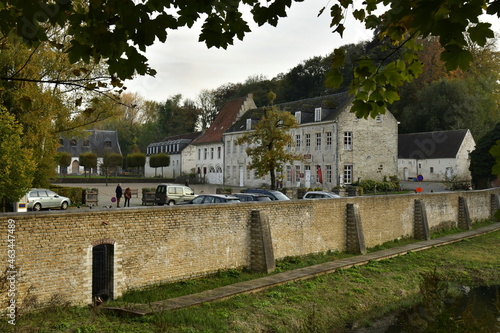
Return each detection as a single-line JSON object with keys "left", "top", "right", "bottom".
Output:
{"left": 27, "top": 189, "right": 71, "bottom": 211}
{"left": 302, "top": 191, "right": 341, "bottom": 199}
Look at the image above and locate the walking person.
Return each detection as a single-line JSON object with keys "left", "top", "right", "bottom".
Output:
{"left": 124, "top": 187, "right": 132, "bottom": 207}
{"left": 115, "top": 183, "right": 123, "bottom": 207}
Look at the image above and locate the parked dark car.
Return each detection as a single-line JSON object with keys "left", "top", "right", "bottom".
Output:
{"left": 233, "top": 193, "right": 272, "bottom": 202}
{"left": 243, "top": 189, "right": 290, "bottom": 201}
{"left": 182, "top": 194, "right": 241, "bottom": 205}
{"left": 27, "top": 189, "right": 71, "bottom": 211}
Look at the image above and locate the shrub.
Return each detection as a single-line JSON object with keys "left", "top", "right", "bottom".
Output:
{"left": 49, "top": 186, "right": 83, "bottom": 205}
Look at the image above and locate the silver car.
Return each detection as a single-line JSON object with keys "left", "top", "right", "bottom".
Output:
{"left": 302, "top": 191, "right": 341, "bottom": 199}
{"left": 27, "top": 189, "right": 71, "bottom": 211}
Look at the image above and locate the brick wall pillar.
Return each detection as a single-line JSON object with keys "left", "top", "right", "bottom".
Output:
{"left": 250, "top": 210, "right": 275, "bottom": 273}
{"left": 345, "top": 203, "right": 366, "bottom": 254}
{"left": 414, "top": 200, "right": 430, "bottom": 240}
{"left": 458, "top": 196, "right": 472, "bottom": 230}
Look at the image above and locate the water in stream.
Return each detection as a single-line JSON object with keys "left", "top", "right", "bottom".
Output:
{"left": 352, "top": 285, "right": 499, "bottom": 332}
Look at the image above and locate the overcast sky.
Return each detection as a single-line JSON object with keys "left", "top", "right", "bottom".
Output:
{"left": 124, "top": 1, "right": 374, "bottom": 102}
{"left": 124, "top": 2, "right": 500, "bottom": 103}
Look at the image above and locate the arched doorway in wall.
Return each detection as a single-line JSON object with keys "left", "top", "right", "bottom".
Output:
{"left": 71, "top": 160, "right": 79, "bottom": 175}
{"left": 216, "top": 166, "right": 223, "bottom": 185}
{"left": 208, "top": 166, "right": 216, "bottom": 184}
{"left": 92, "top": 242, "right": 114, "bottom": 303}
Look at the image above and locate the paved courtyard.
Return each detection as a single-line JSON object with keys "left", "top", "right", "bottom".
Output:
{"left": 58, "top": 180, "right": 449, "bottom": 208}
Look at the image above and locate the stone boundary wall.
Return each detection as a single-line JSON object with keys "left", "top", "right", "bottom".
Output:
{"left": 0, "top": 189, "right": 498, "bottom": 309}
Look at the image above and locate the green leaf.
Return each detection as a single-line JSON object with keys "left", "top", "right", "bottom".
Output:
{"left": 468, "top": 22, "right": 494, "bottom": 47}
{"left": 353, "top": 9, "right": 365, "bottom": 21}
{"left": 351, "top": 99, "right": 372, "bottom": 118}
{"left": 440, "top": 45, "right": 473, "bottom": 71}
{"left": 383, "top": 87, "right": 400, "bottom": 104}
{"left": 369, "top": 101, "right": 386, "bottom": 118}
{"left": 325, "top": 68, "right": 343, "bottom": 88}
{"left": 365, "top": 14, "right": 380, "bottom": 29}
{"left": 362, "top": 78, "right": 376, "bottom": 92}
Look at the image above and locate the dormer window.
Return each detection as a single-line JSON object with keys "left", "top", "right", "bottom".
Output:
{"left": 246, "top": 118, "right": 252, "bottom": 130}
{"left": 314, "top": 107, "right": 322, "bottom": 122}
{"left": 83, "top": 140, "right": 90, "bottom": 147}
{"left": 104, "top": 138, "right": 112, "bottom": 148}
{"left": 70, "top": 139, "right": 77, "bottom": 147}
{"left": 295, "top": 111, "right": 301, "bottom": 124}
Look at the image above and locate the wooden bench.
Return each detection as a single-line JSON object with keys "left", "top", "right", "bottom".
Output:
{"left": 130, "top": 189, "right": 139, "bottom": 198}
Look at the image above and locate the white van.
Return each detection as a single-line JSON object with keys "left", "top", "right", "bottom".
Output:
{"left": 154, "top": 184, "right": 197, "bottom": 206}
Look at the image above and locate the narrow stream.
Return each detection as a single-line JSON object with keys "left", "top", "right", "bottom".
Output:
{"left": 352, "top": 285, "right": 499, "bottom": 332}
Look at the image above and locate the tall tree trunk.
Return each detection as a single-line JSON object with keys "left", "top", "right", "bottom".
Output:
{"left": 270, "top": 168, "right": 276, "bottom": 190}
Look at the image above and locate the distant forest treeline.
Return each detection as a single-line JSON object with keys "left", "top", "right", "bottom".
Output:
{"left": 95, "top": 36, "right": 499, "bottom": 167}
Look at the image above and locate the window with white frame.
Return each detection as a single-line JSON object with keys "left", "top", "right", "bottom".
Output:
{"left": 210, "top": 147, "right": 214, "bottom": 159}
{"left": 232, "top": 140, "right": 236, "bottom": 154}
{"left": 314, "top": 107, "right": 322, "bottom": 121}
{"left": 344, "top": 165, "right": 353, "bottom": 184}
{"left": 344, "top": 132, "right": 353, "bottom": 150}
{"left": 316, "top": 133, "right": 321, "bottom": 151}
{"left": 305, "top": 165, "right": 310, "bottom": 182}
{"left": 246, "top": 118, "right": 252, "bottom": 130}
{"left": 198, "top": 149, "right": 201, "bottom": 160}
{"left": 326, "top": 131, "right": 332, "bottom": 150}
{"left": 305, "top": 134, "right": 311, "bottom": 150}
{"left": 295, "top": 111, "right": 301, "bottom": 124}
{"left": 226, "top": 166, "right": 230, "bottom": 178}
{"left": 204, "top": 148, "right": 208, "bottom": 159}
{"left": 295, "top": 165, "right": 301, "bottom": 182}
{"left": 286, "top": 165, "right": 292, "bottom": 182}
{"left": 296, "top": 134, "right": 301, "bottom": 149}
{"left": 232, "top": 166, "right": 236, "bottom": 179}
{"left": 227, "top": 140, "right": 231, "bottom": 155}
{"left": 326, "top": 165, "right": 332, "bottom": 183}
{"left": 247, "top": 168, "right": 250, "bottom": 180}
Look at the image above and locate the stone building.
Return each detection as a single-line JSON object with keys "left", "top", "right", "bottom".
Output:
{"left": 191, "top": 94, "right": 257, "bottom": 184}
{"left": 398, "top": 129, "right": 475, "bottom": 182}
{"left": 224, "top": 93, "right": 399, "bottom": 189}
{"left": 144, "top": 132, "right": 202, "bottom": 178}
{"left": 57, "top": 130, "right": 122, "bottom": 175}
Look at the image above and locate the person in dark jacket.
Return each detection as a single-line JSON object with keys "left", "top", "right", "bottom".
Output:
{"left": 115, "top": 184, "right": 123, "bottom": 207}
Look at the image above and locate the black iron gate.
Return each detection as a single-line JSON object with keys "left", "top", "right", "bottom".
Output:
{"left": 92, "top": 244, "right": 114, "bottom": 303}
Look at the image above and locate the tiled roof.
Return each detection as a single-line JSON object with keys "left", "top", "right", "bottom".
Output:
{"left": 160, "top": 132, "right": 202, "bottom": 142}
{"left": 147, "top": 132, "right": 202, "bottom": 155}
{"left": 192, "top": 95, "right": 252, "bottom": 145}
{"left": 227, "top": 92, "right": 352, "bottom": 133}
{"left": 58, "top": 130, "right": 122, "bottom": 157}
{"left": 398, "top": 129, "right": 470, "bottom": 159}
